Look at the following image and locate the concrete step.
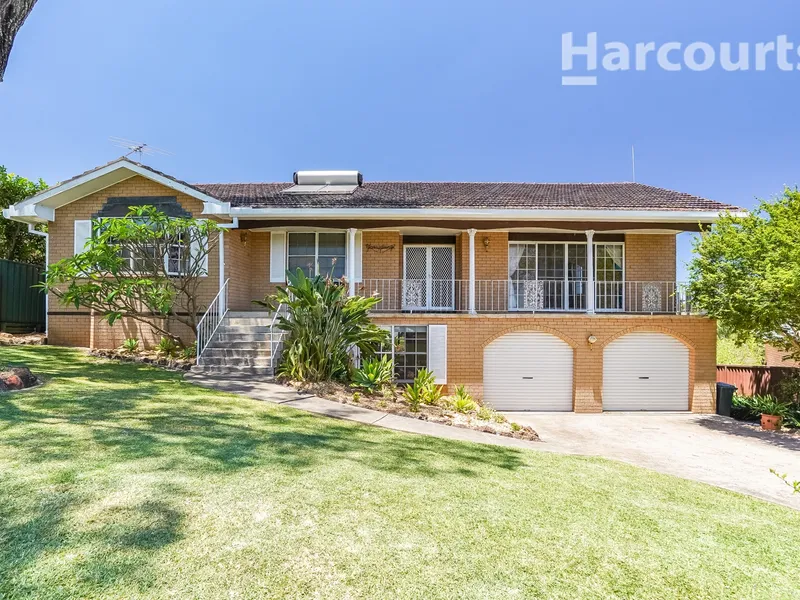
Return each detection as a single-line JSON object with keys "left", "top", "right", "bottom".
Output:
{"left": 217, "top": 325, "right": 274, "bottom": 334}
{"left": 202, "top": 347, "right": 271, "bottom": 359}
{"left": 213, "top": 333, "right": 271, "bottom": 343}
{"left": 227, "top": 311, "right": 272, "bottom": 318}
{"left": 225, "top": 318, "right": 277, "bottom": 327}
{"left": 208, "top": 340, "right": 272, "bottom": 350}
{"left": 190, "top": 364, "right": 274, "bottom": 376}
{"left": 199, "top": 356, "right": 273, "bottom": 367}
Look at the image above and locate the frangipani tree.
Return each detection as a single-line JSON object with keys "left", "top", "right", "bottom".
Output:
{"left": 42, "top": 206, "right": 220, "bottom": 346}
{"left": 688, "top": 188, "right": 800, "bottom": 362}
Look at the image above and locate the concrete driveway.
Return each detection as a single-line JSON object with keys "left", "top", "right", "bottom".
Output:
{"left": 503, "top": 412, "right": 800, "bottom": 510}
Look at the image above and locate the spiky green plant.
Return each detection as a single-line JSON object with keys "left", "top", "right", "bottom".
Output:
{"left": 451, "top": 385, "right": 476, "bottom": 413}
{"left": 352, "top": 356, "right": 394, "bottom": 392}
{"left": 254, "top": 269, "right": 389, "bottom": 382}
{"left": 121, "top": 338, "right": 140, "bottom": 354}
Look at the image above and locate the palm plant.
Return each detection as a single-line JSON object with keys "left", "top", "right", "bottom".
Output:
{"left": 254, "top": 269, "right": 389, "bottom": 382}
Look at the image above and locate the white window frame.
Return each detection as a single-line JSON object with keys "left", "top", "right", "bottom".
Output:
{"left": 92, "top": 217, "right": 197, "bottom": 277}
{"left": 402, "top": 243, "right": 456, "bottom": 311}
{"left": 507, "top": 241, "right": 625, "bottom": 312}
{"left": 378, "top": 325, "right": 430, "bottom": 383}
{"left": 286, "top": 230, "right": 347, "bottom": 279}
{"left": 594, "top": 242, "right": 626, "bottom": 312}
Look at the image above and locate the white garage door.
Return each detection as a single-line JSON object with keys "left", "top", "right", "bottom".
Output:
{"left": 603, "top": 332, "right": 689, "bottom": 411}
{"left": 483, "top": 332, "right": 573, "bottom": 411}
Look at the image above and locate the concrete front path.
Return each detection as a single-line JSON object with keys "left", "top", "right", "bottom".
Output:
{"left": 184, "top": 374, "right": 539, "bottom": 451}
{"left": 505, "top": 412, "right": 800, "bottom": 510}
{"left": 185, "top": 373, "right": 800, "bottom": 510}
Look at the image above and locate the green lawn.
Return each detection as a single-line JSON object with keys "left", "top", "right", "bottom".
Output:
{"left": 1, "top": 347, "right": 799, "bottom": 599}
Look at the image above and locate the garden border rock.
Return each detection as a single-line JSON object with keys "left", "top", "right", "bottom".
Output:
{"left": 89, "top": 349, "right": 194, "bottom": 372}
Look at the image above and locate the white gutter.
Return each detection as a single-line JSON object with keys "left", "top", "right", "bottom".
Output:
{"left": 27, "top": 224, "right": 49, "bottom": 339}
{"left": 224, "top": 207, "right": 744, "bottom": 223}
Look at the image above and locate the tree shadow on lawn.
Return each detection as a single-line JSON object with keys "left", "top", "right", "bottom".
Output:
{"left": 0, "top": 477, "right": 188, "bottom": 598}
{"left": 0, "top": 346, "right": 529, "bottom": 595}
{"left": 1, "top": 346, "right": 527, "bottom": 478}
{"left": 694, "top": 415, "right": 800, "bottom": 452}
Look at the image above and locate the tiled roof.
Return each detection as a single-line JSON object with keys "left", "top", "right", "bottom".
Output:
{"left": 193, "top": 181, "right": 739, "bottom": 212}
{"left": 30, "top": 158, "right": 739, "bottom": 213}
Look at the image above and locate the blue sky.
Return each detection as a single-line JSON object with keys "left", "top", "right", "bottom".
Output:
{"left": 1, "top": 1, "right": 798, "bottom": 278}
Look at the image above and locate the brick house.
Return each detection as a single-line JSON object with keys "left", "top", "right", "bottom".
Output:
{"left": 3, "top": 158, "right": 742, "bottom": 413}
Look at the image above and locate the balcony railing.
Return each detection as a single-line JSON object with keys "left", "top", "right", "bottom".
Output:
{"left": 356, "top": 279, "right": 697, "bottom": 315}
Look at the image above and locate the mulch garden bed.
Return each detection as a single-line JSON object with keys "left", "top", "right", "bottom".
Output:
{"left": 0, "top": 332, "right": 45, "bottom": 346}
{"left": 283, "top": 379, "right": 540, "bottom": 441}
{"left": 89, "top": 349, "right": 195, "bottom": 371}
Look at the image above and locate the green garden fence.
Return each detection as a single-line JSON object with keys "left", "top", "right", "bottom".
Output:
{"left": 0, "top": 259, "right": 45, "bottom": 333}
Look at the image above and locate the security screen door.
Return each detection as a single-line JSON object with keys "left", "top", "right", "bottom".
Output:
{"left": 403, "top": 245, "right": 455, "bottom": 310}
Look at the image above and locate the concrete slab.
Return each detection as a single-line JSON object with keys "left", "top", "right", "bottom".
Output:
{"left": 504, "top": 412, "right": 800, "bottom": 510}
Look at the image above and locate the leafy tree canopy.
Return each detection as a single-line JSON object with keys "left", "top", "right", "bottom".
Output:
{"left": 42, "top": 206, "right": 220, "bottom": 346}
{"left": 0, "top": 165, "right": 47, "bottom": 263}
{"left": 688, "top": 188, "right": 800, "bottom": 361}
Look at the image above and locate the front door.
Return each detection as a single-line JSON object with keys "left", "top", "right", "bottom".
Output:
{"left": 403, "top": 245, "right": 454, "bottom": 310}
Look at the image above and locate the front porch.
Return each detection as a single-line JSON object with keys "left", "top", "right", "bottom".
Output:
{"left": 357, "top": 278, "right": 694, "bottom": 315}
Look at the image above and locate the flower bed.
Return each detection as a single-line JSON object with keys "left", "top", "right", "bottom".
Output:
{"left": 283, "top": 379, "right": 540, "bottom": 441}
{"left": 89, "top": 349, "right": 195, "bottom": 372}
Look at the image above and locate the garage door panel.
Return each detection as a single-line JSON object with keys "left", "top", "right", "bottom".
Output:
{"left": 603, "top": 333, "right": 689, "bottom": 411}
{"left": 484, "top": 332, "right": 573, "bottom": 411}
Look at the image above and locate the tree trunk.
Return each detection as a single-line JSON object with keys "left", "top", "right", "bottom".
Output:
{"left": 0, "top": 0, "right": 37, "bottom": 82}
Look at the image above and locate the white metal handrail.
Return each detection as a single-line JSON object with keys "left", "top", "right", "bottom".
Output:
{"left": 356, "top": 279, "right": 698, "bottom": 315}
{"left": 196, "top": 278, "right": 229, "bottom": 365}
{"left": 267, "top": 303, "right": 287, "bottom": 369}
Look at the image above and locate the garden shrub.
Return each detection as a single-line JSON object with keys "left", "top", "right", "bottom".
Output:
{"left": 122, "top": 338, "right": 140, "bottom": 354}
{"left": 451, "top": 385, "right": 477, "bottom": 414}
{"left": 255, "top": 269, "right": 389, "bottom": 382}
{"left": 352, "top": 356, "right": 394, "bottom": 392}
{"left": 403, "top": 369, "right": 439, "bottom": 411}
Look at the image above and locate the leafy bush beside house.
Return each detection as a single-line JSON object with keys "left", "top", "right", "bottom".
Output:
{"left": 41, "top": 206, "right": 220, "bottom": 347}
{"left": 255, "top": 269, "right": 389, "bottom": 382}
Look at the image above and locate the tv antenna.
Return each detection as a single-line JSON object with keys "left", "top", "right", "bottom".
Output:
{"left": 109, "top": 136, "right": 173, "bottom": 160}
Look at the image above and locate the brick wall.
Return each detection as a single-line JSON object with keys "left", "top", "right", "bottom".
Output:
{"left": 371, "top": 313, "right": 717, "bottom": 413}
{"left": 765, "top": 344, "right": 800, "bottom": 367}
{"left": 362, "top": 231, "right": 402, "bottom": 280}
{"left": 48, "top": 176, "right": 222, "bottom": 349}
{"left": 625, "top": 234, "right": 676, "bottom": 281}
{"left": 225, "top": 229, "right": 252, "bottom": 311}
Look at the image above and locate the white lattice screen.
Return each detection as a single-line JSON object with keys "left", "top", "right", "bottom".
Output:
{"left": 403, "top": 245, "right": 454, "bottom": 309}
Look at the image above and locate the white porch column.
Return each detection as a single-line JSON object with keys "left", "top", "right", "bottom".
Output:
{"left": 585, "top": 229, "right": 595, "bottom": 314}
{"left": 467, "top": 228, "right": 477, "bottom": 315}
{"left": 347, "top": 228, "right": 357, "bottom": 296}
{"left": 218, "top": 229, "right": 225, "bottom": 313}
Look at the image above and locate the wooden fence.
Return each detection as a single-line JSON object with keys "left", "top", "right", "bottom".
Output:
{"left": 0, "top": 259, "right": 45, "bottom": 333}
{"left": 717, "top": 365, "right": 799, "bottom": 396}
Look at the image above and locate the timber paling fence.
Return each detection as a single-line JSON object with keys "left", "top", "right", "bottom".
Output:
{"left": 717, "top": 365, "right": 799, "bottom": 396}
{"left": 0, "top": 259, "right": 45, "bottom": 333}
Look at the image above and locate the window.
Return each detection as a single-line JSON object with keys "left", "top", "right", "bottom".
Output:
{"left": 287, "top": 232, "right": 346, "bottom": 279}
{"left": 167, "top": 231, "right": 191, "bottom": 275}
{"left": 508, "top": 242, "right": 588, "bottom": 310}
{"left": 95, "top": 218, "right": 192, "bottom": 276}
{"left": 377, "top": 325, "right": 428, "bottom": 382}
{"left": 595, "top": 243, "right": 624, "bottom": 310}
